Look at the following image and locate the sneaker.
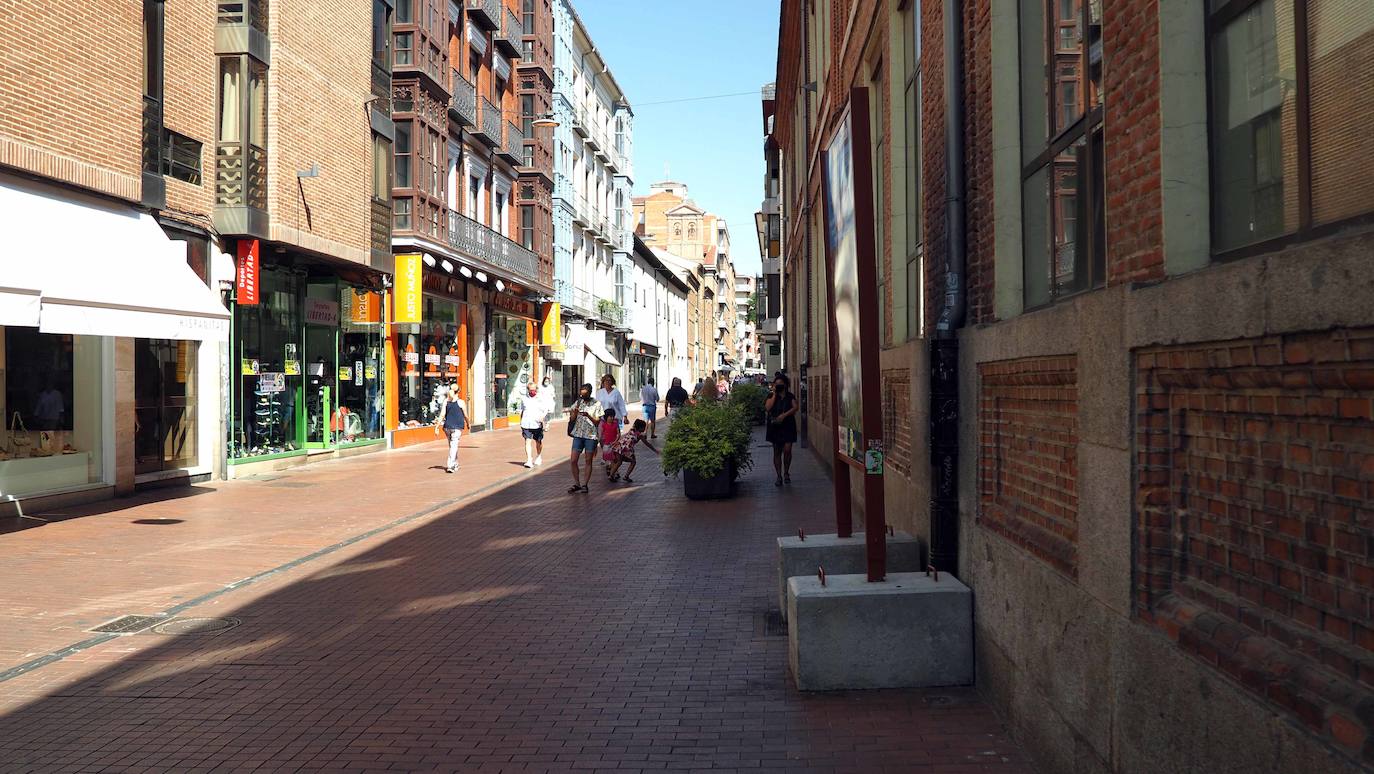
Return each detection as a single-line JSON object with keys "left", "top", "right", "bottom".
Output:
{"left": 446, "top": 467, "right": 455, "bottom": 474}
{"left": 523, "top": 461, "right": 533, "bottom": 469}
{"left": 534, "top": 455, "right": 543, "bottom": 466}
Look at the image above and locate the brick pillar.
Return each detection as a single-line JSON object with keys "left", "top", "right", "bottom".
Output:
{"left": 113, "top": 337, "right": 135, "bottom": 495}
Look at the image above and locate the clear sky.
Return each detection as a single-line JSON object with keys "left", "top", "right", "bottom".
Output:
{"left": 574, "top": 0, "right": 781, "bottom": 276}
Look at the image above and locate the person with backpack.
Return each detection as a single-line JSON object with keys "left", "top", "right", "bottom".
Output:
{"left": 433, "top": 386, "right": 467, "bottom": 473}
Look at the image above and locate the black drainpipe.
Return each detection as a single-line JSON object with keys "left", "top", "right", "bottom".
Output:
{"left": 930, "top": 0, "right": 966, "bottom": 577}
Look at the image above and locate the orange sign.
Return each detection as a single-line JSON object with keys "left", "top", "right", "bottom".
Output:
{"left": 350, "top": 289, "right": 380, "bottom": 323}
{"left": 236, "top": 239, "right": 260, "bottom": 305}
{"left": 394, "top": 253, "right": 423, "bottom": 324}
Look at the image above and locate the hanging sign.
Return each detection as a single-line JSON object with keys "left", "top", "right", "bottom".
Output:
{"left": 541, "top": 302, "right": 563, "bottom": 352}
{"left": 349, "top": 289, "right": 380, "bottom": 323}
{"left": 394, "top": 253, "right": 423, "bottom": 324}
{"left": 236, "top": 239, "right": 260, "bottom": 305}
{"left": 492, "top": 291, "right": 535, "bottom": 318}
{"left": 259, "top": 372, "right": 285, "bottom": 393}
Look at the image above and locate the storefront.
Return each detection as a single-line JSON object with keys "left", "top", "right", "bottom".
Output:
{"left": 487, "top": 291, "right": 539, "bottom": 429}
{"left": 387, "top": 261, "right": 476, "bottom": 448}
{"left": 0, "top": 173, "right": 229, "bottom": 506}
{"left": 228, "top": 247, "right": 386, "bottom": 472}
{"left": 625, "top": 342, "right": 658, "bottom": 404}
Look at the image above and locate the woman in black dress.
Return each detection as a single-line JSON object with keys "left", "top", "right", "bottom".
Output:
{"left": 764, "top": 375, "right": 799, "bottom": 486}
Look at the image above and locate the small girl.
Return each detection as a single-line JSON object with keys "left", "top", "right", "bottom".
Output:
{"left": 599, "top": 408, "right": 621, "bottom": 471}
{"left": 607, "top": 419, "right": 658, "bottom": 483}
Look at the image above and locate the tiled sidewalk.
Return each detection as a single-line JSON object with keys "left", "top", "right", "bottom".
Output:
{"left": 0, "top": 423, "right": 1030, "bottom": 772}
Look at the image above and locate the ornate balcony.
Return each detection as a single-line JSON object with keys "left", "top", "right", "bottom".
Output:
{"left": 596, "top": 298, "right": 626, "bottom": 327}
{"left": 465, "top": 0, "right": 500, "bottom": 30}
{"left": 498, "top": 121, "right": 524, "bottom": 164}
{"left": 446, "top": 208, "right": 539, "bottom": 284}
{"left": 473, "top": 96, "right": 501, "bottom": 146}
{"left": 449, "top": 68, "right": 476, "bottom": 126}
{"left": 494, "top": 8, "right": 521, "bottom": 58}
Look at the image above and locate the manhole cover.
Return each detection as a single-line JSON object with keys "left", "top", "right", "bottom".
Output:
{"left": 90, "top": 615, "right": 165, "bottom": 634}
{"left": 149, "top": 617, "right": 242, "bottom": 636}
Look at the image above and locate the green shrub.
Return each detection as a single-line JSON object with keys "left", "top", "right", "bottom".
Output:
{"left": 662, "top": 400, "right": 753, "bottom": 479}
{"left": 729, "top": 383, "right": 768, "bottom": 422}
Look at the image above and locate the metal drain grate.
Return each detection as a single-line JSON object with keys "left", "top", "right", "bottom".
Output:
{"left": 149, "top": 617, "right": 242, "bottom": 636}
{"left": 90, "top": 615, "right": 165, "bottom": 634}
{"left": 762, "top": 610, "right": 788, "bottom": 637}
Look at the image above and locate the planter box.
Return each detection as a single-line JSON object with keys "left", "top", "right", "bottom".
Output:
{"left": 683, "top": 462, "right": 735, "bottom": 500}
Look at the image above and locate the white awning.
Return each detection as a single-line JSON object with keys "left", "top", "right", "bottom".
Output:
{"left": 563, "top": 326, "right": 621, "bottom": 368}
{"left": 583, "top": 330, "right": 622, "bottom": 368}
{"left": 0, "top": 174, "right": 230, "bottom": 341}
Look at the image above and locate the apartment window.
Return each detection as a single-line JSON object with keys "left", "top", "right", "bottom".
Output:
{"left": 521, "top": 205, "right": 535, "bottom": 250}
{"left": 869, "top": 57, "right": 887, "bottom": 344}
{"left": 522, "top": 0, "right": 534, "bottom": 34}
{"left": 902, "top": 0, "right": 921, "bottom": 337}
{"left": 372, "top": 133, "right": 391, "bottom": 200}
{"left": 495, "top": 190, "right": 506, "bottom": 232}
{"left": 494, "top": 74, "right": 507, "bottom": 101}
{"left": 469, "top": 174, "right": 482, "bottom": 220}
{"left": 395, "top": 123, "right": 412, "bottom": 188}
{"left": 1208, "top": 0, "right": 1374, "bottom": 255}
{"left": 142, "top": 0, "right": 165, "bottom": 176}
{"left": 395, "top": 32, "right": 413, "bottom": 66}
{"left": 615, "top": 116, "right": 625, "bottom": 155}
{"left": 161, "top": 131, "right": 202, "bottom": 184}
{"left": 215, "top": 55, "right": 267, "bottom": 208}
{"left": 372, "top": 0, "right": 392, "bottom": 71}
{"left": 470, "top": 50, "right": 481, "bottom": 80}
{"left": 395, "top": 0, "right": 410, "bottom": 23}
{"left": 520, "top": 95, "right": 534, "bottom": 134}
{"left": 523, "top": 143, "right": 533, "bottom": 168}
{"left": 394, "top": 198, "right": 412, "bottom": 230}
{"left": 1020, "top": 0, "right": 1103, "bottom": 308}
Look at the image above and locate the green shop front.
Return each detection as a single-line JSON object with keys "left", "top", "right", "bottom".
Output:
{"left": 228, "top": 247, "right": 387, "bottom": 474}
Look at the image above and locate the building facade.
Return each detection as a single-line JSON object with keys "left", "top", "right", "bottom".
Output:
{"left": 548, "top": 0, "right": 634, "bottom": 407}
{"left": 734, "top": 274, "right": 760, "bottom": 373}
{"left": 771, "top": 0, "right": 1374, "bottom": 772}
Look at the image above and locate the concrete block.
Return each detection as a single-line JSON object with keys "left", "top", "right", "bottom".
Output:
{"left": 787, "top": 571, "right": 974, "bottom": 691}
{"left": 776, "top": 532, "right": 922, "bottom": 619}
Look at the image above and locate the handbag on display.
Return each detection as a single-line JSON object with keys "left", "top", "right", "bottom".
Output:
{"left": 9, "top": 412, "right": 31, "bottom": 454}
{"left": 34, "top": 431, "right": 54, "bottom": 457}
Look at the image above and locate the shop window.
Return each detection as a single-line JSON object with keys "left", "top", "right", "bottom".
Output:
{"left": 337, "top": 287, "right": 386, "bottom": 444}
{"left": 1208, "top": 0, "right": 1374, "bottom": 256}
{"left": 0, "top": 329, "right": 105, "bottom": 497}
{"left": 134, "top": 339, "right": 198, "bottom": 474}
{"left": 231, "top": 267, "right": 301, "bottom": 458}
{"left": 1020, "top": 0, "right": 1103, "bottom": 308}
{"left": 398, "top": 296, "right": 466, "bottom": 428}
{"left": 490, "top": 313, "right": 533, "bottom": 418}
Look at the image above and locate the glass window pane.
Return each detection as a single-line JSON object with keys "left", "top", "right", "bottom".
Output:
{"left": 1051, "top": 137, "right": 1087, "bottom": 295}
{"left": 1023, "top": 165, "right": 1051, "bottom": 308}
{"left": 248, "top": 60, "right": 267, "bottom": 147}
{"left": 1208, "top": 0, "right": 1297, "bottom": 250}
{"left": 1307, "top": 0, "right": 1374, "bottom": 225}
{"left": 1019, "top": 0, "right": 1048, "bottom": 159}
{"left": 395, "top": 0, "right": 411, "bottom": 23}
{"left": 218, "top": 57, "right": 241, "bottom": 143}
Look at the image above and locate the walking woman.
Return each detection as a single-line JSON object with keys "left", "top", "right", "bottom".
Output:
{"left": 567, "top": 383, "right": 602, "bottom": 493}
{"left": 764, "top": 374, "right": 798, "bottom": 486}
{"left": 595, "top": 374, "right": 627, "bottom": 429}
{"left": 433, "top": 386, "right": 467, "bottom": 473}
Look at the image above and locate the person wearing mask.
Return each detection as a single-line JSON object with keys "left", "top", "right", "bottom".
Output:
{"left": 595, "top": 374, "right": 627, "bottom": 431}
{"left": 638, "top": 378, "right": 662, "bottom": 438}
{"left": 566, "top": 383, "right": 602, "bottom": 493}
{"left": 432, "top": 387, "right": 467, "bottom": 473}
{"left": 764, "top": 374, "right": 799, "bottom": 486}
{"left": 665, "top": 377, "right": 690, "bottom": 417}
{"left": 518, "top": 381, "right": 549, "bottom": 468}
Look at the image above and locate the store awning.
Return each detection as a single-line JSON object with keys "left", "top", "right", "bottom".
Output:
{"left": 566, "top": 327, "right": 621, "bottom": 368}
{"left": 0, "top": 175, "right": 230, "bottom": 340}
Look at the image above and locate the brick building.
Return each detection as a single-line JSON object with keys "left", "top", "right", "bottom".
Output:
{"left": 769, "top": 0, "right": 1374, "bottom": 771}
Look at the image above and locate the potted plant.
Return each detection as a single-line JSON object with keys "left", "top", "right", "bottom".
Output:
{"left": 661, "top": 400, "right": 753, "bottom": 499}
{"left": 729, "top": 383, "right": 768, "bottom": 425}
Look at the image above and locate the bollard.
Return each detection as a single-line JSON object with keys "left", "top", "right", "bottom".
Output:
{"left": 798, "top": 528, "right": 806, "bottom": 541}
{"left": 818, "top": 566, "right": 826, "bottom": 587}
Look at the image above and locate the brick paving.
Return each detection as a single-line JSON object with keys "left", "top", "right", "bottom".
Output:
{"left": 0, "top": 422, "right": 1030, "bottom": 772}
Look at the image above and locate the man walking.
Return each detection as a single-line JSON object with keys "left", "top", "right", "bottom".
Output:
{"left": 519, "top": 381, "right": 549, "bottom": 468}
{"left": 639, "top": 378, "right": 661, "bottom": 438}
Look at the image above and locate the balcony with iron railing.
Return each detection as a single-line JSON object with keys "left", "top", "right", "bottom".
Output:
{"left": 494, "top": 8, "right": 522, "bottom": 58}
{"left": 444, "top": 208, "right": 540, "bottom": 284}
{"left": 596, "top": 298, "right": 626, "bottom": 327}
{"left": 554, "top": 281, "right": 596, "bottom": 317}
{"left": 465, "top": 0, "right": 500, "bottom": 30}
{"left": 449, "top": 68, "right": 476, "bottom": 126}
{"left": 473, "top": 96, "right": 502, "bottom": 146}
{"left": 498, "top": 120, "right": 524, "bottom": 164}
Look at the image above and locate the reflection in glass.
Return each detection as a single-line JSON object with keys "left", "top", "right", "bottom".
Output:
{"left": 134, "top": 339, "right": 198, "bottom": 474}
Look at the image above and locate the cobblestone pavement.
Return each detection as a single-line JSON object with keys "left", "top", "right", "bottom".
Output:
{"left": 0, "top": 423, "right": 1030, "bottom": 772}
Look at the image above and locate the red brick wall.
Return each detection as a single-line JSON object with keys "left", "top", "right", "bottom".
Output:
{"left": 1136, "top": 329, "right": 1374, "bottom": 765}
{"left": 882, "top": 368, "right": 912, "bottom": 475}
{"left": 1102, "top": 0, "right": 1165, "bottom": 285}
{"left": 977, "top": 355, "right": 1080, "bottom": 577}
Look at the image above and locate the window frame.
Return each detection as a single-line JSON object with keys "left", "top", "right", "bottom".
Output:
{"left": 1203, "top": 0, "right": 1374, "bottom": 263}
{"left": 161, "top": 130, "right": 203, "bottom": 185}
{"left": 1019, "top": 0, "right": 1104, "bottom": 310}
{"left": 902, "top": 0, "right": 923, "bottom": 341}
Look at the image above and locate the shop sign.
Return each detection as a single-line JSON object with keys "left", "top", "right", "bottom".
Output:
{"left": 492, "top": 291, "right": 535, "bottom": 318}
{"left": 338, "top": 366, "right": 352, "bottom": 382}
{"left": 236, "top": 239, "right": 260, "bottom": 305}
{"left": 348, "top": 289, "right": 381, "bottom": 323}
{"left": 354, "top": 360, "right": 364, "bottom": 386}
{"left": 284, "top": 360, "right": 301, "bottom": 376}
{"left": 541, "top": 303, "right": 563, "bottom": 352}
{"left": 241, "top": 358, "right": 260, "bottom": 376}
{"left": 305, "top": 298, "right": 340, "bottom": 326}
{"left": 364, "top": 362, "right": 378, "bottom": 380}
{"left": 259, "top": 372, "right": 285, "bottom": 393}
{"left": 394, "top": 253, "right": 423, "bottom": 324}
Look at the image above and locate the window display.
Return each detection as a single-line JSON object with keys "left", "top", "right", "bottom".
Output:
{"left": 0, "top": 328, "right": 104, "bottom": 497}
{"left": 490, "top": 313, "right": 533, "bottom": 419}
{"left": 232, "top": 267, "right": 302, "bottom": 459}
{"left": 397, "top": 295, "right": 466, "bottom": 427}
{"left": 337, "top": 287, "right": 385, "bottom": 444}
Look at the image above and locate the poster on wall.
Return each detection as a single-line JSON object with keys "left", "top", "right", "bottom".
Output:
{"left": 822, "top": 109, "right": 863, "bottom": 463}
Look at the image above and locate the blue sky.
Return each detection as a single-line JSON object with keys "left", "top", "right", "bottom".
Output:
{"left": 574, "top": 0, "right": 781, "bottom": 275}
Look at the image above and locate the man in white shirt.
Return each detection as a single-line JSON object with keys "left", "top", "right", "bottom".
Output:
{"left": 639, "top": 378, "right": 661, "bottom": 438}
{"left": 518, "top": 382, "right": 550, "bottom": 468}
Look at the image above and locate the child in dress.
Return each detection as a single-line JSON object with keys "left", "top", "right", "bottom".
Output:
{"left": 599, "top": 408, "right": 621, "bottom": 473}
{"left": 607, "top": 419, "right": 658, "bottom": 483}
